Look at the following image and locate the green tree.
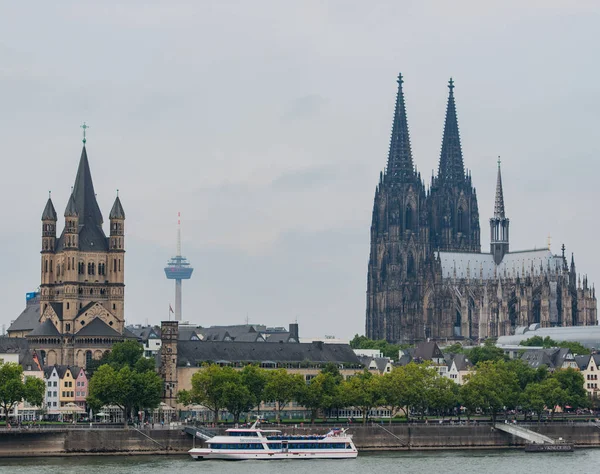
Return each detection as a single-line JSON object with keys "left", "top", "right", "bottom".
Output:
{"left": 297, "top": 372, "right": 339, "bottom": 423}
{"left": 553, "top": 368, "right": 588, "bottom": 410}
{"left": 222, "top": 372, "right": 255, "bottom": 424}
{"left": 468, "top": 340, "right": 507, "bottom": 365}
{"left": 427, "top": 376, "right": 459, "bottom": 419}
{"left": 88, "top": 365, "right": 162, "bottom": 427}
{"left": 520, "top": 336, "right": 590, "bottom": 355}
{"left": 264, "top": 369, "right": 305, "bottom": 422}
{"left": 460, "top": 360, "right": 519, "bottom": 422}
{"left": 349, "top": 334, "right": 409, "bottom": 359}
{"left": 0, "top": 363, "right": 45, "bottom": 421}
{"left": 343, "top": 370, "right": 383, "bottom": 423}
{"left": 520, "top": 382, "right": 546, "bottom": 422}
{"left": 541, "top": 377, "right": 568, "bottom": 420}
{"left": 177, "top": 364, "right": 232, "bottom": 422}
{"left": 239, "top": 365, "right": 267, "bottom": 415}
{"left": 382, "top": 362, "right": 438, "bottom": 421}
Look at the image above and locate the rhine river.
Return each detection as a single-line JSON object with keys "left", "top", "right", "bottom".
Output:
{"left": 0, "top": 450, "right": 596, "bottom": 474}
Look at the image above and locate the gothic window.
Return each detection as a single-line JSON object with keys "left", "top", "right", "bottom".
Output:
{"left": 113, "top": 259, "right": 117, "bottom": 272}
{"left": 45, "top": 260, "right": 48, "bottom": 273}
{"left": 118, "top": 259, "right": 121, "bottom": 272}
{"left": 50, "top": 260, "right": 53, "bottom": 272}
{"left": 405, "top": 205, "right": 414, "bottom": 232}
{"left": 86, "top": 351, "right": 92, "bottom": 366}
{"left": 457, "top": 207, "right": 464, "bottom": 233}
{"left": 407, "top": 253, "right": 416, "bottom": 278}
{"left": 66, "top": 323, "right": 71, "bottom": 332}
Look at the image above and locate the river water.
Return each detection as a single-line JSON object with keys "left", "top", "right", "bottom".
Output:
{"left": 0, "top": 450, "right": 594, "bottom": 474}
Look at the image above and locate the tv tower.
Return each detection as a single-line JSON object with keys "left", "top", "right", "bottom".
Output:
{"left": 164, "top": 212, "right": 194, "bottom": 321}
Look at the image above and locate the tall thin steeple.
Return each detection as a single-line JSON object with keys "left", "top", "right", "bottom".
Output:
{"left": 386, "top": 73, "right": 415, "bottom": 180}
{"left": 437, "top": 78, "right": 465, "bottom": 184}
{"left": 490, "top": 158, "right": 509, "bottom": 264}
{"left": 494, "top": 157, "right": 506, "bottom": 218}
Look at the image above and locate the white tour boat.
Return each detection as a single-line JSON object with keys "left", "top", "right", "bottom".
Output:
{"left": 188, "top": 421, "right": 358, "bottom": 460}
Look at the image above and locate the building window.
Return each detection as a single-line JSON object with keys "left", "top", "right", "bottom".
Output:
{"left": 66, "top": 323, "right": 71, "bottom": 332}
{"left": 86, "top": 351, "right": 92, "bottom": 366}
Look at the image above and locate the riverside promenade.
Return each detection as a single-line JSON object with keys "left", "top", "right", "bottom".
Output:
{"left": 1, "top": 421, "right": 600, "bottom": 456}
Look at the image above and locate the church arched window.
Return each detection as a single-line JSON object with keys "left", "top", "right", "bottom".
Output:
{"left": 457, "top": 207, "right": 464, "bottom": 233}
{"left": 405, "top": 205, "right": 414, "bottom": 232}
{"left": 407, "top": 253, "right": 416, "bottom": 278}
{"left": 85, "top": 351, "right": 92, "bottom": 367}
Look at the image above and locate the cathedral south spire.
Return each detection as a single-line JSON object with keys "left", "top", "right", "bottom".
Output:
{"left": 429, "top": 78, "right": 480, "bottom": 252}
{"left": 386, "top": 73, "right": 416, "bottom": 180}
{"left": 437, "top": 78, "right": 465, "bottom": 185}
{"left": 490, "top": 158, "right": 509, "bottom": 265}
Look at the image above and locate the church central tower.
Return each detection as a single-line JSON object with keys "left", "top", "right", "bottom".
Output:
{"left": 32, "top": 138, "right": 129, "bottom": 368}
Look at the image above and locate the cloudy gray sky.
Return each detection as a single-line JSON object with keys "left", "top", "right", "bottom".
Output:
{"left": 1, "top": 1, "right": 599, "bottom": 339}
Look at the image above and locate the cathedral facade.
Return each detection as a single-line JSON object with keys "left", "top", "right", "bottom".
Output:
{"left": 26, "top": 143, "right": 133, "bottom": 368}
{"left": 366, "top": 75, "right": 597, "bottom": 344}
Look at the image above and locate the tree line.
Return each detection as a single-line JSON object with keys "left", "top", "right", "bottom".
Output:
{"left": 178, "top": 358, "right": 589, "bottom": 424}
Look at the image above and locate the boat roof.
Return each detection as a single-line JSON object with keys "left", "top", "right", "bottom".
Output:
{"left": 226, "top": 428, "right": 282, "bottom": 433}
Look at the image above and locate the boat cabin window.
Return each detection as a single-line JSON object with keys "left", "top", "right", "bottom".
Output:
{"left": 228, "top": 431, "right": 258, "bottom": 437}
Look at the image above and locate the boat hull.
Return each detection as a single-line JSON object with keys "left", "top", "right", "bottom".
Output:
{"left": 188, "top": 448, "right": 358, "bottom": 460}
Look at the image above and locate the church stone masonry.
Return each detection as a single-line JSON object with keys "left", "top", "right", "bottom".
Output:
{"left": 30, "top": 144, "right": 131, "bottom": 368}
{"left": 366, "top": 75, "right": 597, "bottom": 344}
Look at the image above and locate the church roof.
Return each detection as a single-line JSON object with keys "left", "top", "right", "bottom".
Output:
{"left": 42, "top": 198, "right": 57, "bottom": 221}
{"left": 438, "top": 248, "right": 563, "bottom": 280}
{"left": 8, "top": 301, "right": 40, "bottom": 333}
{"left": 176, "top": 340, "right": 361, "bottom": 367}
{"left": 0, "top": 337, "right": 29, "bottom": 354}
{"left": 75, "top": 318, "right": 121, "bottom": 337}
{"left": 109, "top": 196, "right": 125, "bottom": 219}
{"left": 56, "top": 146, "right": 108, "bottom": 252}
{"left": 49, "top": 302, "right": 64, "bottom": 320}
{"left": 28, "top": 319, "right": 60, "bottom": 337}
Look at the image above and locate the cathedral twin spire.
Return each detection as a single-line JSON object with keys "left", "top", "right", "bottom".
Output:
{"left": 437, "top": 78, "right": 466, "bottom": 186}
{"left": 386, "top": 73, "right": 416, "bottom": 181}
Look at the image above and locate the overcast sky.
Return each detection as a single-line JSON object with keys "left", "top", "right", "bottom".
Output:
{"left": 1, "top": 1, "right": 599, "bottom": 339}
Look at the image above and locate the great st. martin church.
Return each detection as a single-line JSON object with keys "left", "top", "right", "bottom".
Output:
{"left": 366, "top": 75, "right": 597, "bottom": 343}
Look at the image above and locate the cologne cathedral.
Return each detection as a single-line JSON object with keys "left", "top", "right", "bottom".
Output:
{"left": 365, "top": 75, "right": 597, "bottom": 344}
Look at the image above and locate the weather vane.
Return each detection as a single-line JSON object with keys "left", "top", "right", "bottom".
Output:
{"left": 81, "top": 122, "right": 90, "bottom": 144}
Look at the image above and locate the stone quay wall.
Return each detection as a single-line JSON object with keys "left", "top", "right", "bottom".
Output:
{"left": 0, "top": 423, "right": 598, "bottom": 457}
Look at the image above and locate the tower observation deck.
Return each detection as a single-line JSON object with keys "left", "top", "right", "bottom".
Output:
{"left": 164, "top": 213, "right": 193, "bottom": 321}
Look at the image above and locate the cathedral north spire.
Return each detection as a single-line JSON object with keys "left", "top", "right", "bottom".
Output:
{"left": 386, "top": 73, "right": 415, "bottom": 180}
